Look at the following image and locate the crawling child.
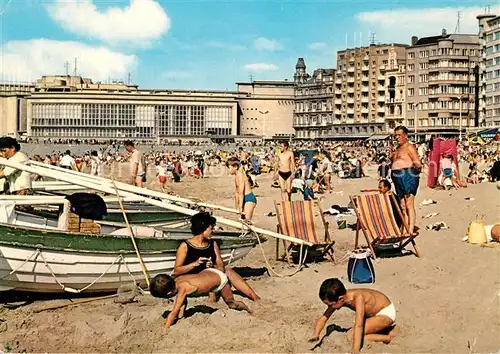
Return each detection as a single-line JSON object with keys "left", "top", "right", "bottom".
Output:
{"left": 309, "top": 278, "right": 398, "bottom": 353}
{"left": 150, "top": 268, "right": 251, "bottom": 331}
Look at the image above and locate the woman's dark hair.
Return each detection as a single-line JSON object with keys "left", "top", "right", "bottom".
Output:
{"left": 149, "top": 274, "right": 176, "bottom": 298}
{"left": 190, "top": 212, "right": 216, "bottom": 235}
{"left": 319, "top": 278, "right": 346, "bottom": 302}
{"left": 0, "top": 137, "right": 21, "bottom": 151}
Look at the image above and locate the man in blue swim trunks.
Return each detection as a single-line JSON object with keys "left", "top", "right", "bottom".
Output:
{"left": 390, "top": 126, "right": 422, "bottom": 235}
{"left": 227, "top": 157, "right": 257, "bottom": 221}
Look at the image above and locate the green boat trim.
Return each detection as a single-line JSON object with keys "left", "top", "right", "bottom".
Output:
{"left": 0, "top": 223, "right": 257, "bottom": 255}
{"left": 28, "top": 209, "right": 189, "bottom": 225}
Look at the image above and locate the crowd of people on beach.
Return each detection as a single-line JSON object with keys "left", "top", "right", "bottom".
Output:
{"left": 1, "top": 127, "right": 500, "bottom": 352}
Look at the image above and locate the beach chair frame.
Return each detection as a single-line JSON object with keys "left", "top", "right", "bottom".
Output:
{"left": 349, "top": 192, "right": 420, "bottom": 259}
{"left": 274, "top": 200, "right": 335, "bottom": 264}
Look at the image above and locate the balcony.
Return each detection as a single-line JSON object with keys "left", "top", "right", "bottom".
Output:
{"left": 362, "top": 86, "right": 369, "bottom": 92}
{"left": 346, "top": 118, "right": 355, "bottom": 124}
{"left": 335, "top": 99, "right": 342, "bottom": 105}
{"left": 347, "top": 109, "right": 355, "bottom": 115}
{"left": 378, "top": 106, "right": 385, "bottom": 113}
{"left": 335, "top": 89, "right": 342, "bottom": 95}
{"left": 362, "top": 66, "right": 369, "bottom": 71}
{"left": 377, "top": 95, "right": 385, "bottom": 102}
{"left": 347, "top": 87, "right": 354, "bottom": 93}
{"left": 347, "top": 77, "right": 355, "bottom": 83}
{"left": 335, "top": 78, "right": 342, "bottom": 84}
{"left": 335, "top": 110, "right": 341, "bottom": 116}
{"left": 362, "top": 96, "right": 369, "bottom": 103}
{"left": 361, "top": 108, "right": 369, "bottom": 114}
{"left": 378, "top": 75, "right": 385, "bottom": 81}
{"left": 348, "top": 67, "right": 355, "bottom": 73}
{"left": 363, "top": 55, "right": 369, "bottom": 62}
{"left": 362, "top": 76, "right": 369, "bottom": 81}
{"left": 347, "top": 98, "right": 355, "bottom": 104}
{"left": 379, "top": 64, "right": 386, "bottom": 71}
{"left": 378, "top": 86, "right": 385, "bottom": 91}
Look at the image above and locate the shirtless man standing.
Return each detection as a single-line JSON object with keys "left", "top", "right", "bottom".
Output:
{"left": 125, "top": 140, "right": 146, "bottom": 187}
{"left": 275, "top": 141, "right": 295, "bottom": 201}
{"left": 390, "top": 126, "right": 422, "bottom": 235}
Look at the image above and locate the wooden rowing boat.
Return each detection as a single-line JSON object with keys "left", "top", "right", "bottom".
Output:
{"left": 0, "top": 222, "right": 256, "bottom": 293}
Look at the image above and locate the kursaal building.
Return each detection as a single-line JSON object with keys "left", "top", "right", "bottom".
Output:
{"left": 0, "top": 75, "right": 295, "bottom": 142}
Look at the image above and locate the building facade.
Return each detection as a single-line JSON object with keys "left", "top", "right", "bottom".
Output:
{"left": 384, "top": 58, "right": 407, "bottom": 131}
{"left": 293, "top": 58, "right": 335, "bottom": 139}
{"left": 334, "top": 44, "right": 408, "bottom": 138}
{"left": 0, "top": 75, "right": 294, "bottom": 141}
{"left": 236, "top": 80, "right": 295, "bottom": 139}
{"left": 478, "top": 14, "right": 500, "bottom": 127}
{"left": 0, "top": 83, "right": 33, "bottom": 137}
{"left": 405, "top": 30, "right": 480, "bottom": 134}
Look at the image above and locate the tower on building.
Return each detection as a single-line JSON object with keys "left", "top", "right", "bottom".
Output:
{"left": 294, "top": 57, "right": 307, "bottom": 83}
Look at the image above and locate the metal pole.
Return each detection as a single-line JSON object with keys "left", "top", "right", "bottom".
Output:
{"left": 414, "top": 103, "right": 418, "bottom": 142}
{"left": 459, "top": 96, "right": 462, "bottom": 142}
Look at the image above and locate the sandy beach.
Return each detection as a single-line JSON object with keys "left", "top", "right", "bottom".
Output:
{"left": 0, "top": 163, "right": 499, "bottom": 353}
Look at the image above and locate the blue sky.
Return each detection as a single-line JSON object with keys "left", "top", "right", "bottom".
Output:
{"left": 0, "top": 0, "right": 496, "bottom": 90}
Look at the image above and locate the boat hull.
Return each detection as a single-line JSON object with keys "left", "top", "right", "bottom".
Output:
{"left": 0, "top": 224, "right": 256, "bottom": 293}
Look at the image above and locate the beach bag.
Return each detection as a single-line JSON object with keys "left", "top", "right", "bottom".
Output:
{"left": 347, "top": 249, "right": 375, "bottom": 284}
{"left": 467, "top": 219, "right": 487, "bottom": 244}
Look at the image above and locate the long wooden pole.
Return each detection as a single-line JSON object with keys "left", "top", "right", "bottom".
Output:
{"left": 0, "top": 195, "right": 145, "bottom": 205}
{"left": 111, "top": 180, "right": 150, "bottom": 287}
{"left": 1, "top": 159, "right": 312, "bottom": 246}
{"left": 29, "top": 161, "right": 239, "bottom": 214}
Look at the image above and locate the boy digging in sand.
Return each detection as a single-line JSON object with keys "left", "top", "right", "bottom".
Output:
{"left": 309, "top": 278, "right": 398, "bottom": 353}
{"left": 150, "top": 270, "right": 251, "bottom": 332}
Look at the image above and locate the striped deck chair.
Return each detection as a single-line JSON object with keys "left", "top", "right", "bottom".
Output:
{"left": 274, "top": 200, "right": 335, "bottom": 263}
{"left": 349, "top": 192, "right": 420, "bottom": 259}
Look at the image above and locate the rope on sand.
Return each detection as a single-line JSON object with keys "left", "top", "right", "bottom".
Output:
{"left": 253, "top": 230, "right": 308, "bottom": 278}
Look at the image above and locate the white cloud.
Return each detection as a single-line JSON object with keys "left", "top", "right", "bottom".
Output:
{"left": 254, "top": 37, "right": 282, "bottom": 51}
{"left": 161, "top": 71, "right": 192, "bottom": 80}
{"left": 308, "top": 42, "right": 327, "bottom": 50}
{"left": 206, "top": 41, "right": 247, "bottom": 51}
{"left": 243, "top": 63, "right": 278, "bottom": 71}
{"left": 0, "top": 39, "right": 137, "bottom": 82}
{"left": 46, "top": 0, "right": 170, "bottom": 45}
{"left": 356, "top": 6, "right": 491, "bottom": 44}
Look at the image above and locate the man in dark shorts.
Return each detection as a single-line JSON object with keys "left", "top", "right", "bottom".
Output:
{"left": 389, "top": 126, "right": 422, "bottom": 235}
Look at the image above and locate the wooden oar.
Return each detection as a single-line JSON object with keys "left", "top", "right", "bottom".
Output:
{"left": 33, "top": 294, "right": 118, "bottom": 313}
{"left": 111, "top": 180, "right": 150, "bottom": 288}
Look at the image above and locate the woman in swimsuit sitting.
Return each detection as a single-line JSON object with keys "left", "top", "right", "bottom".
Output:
{"left": 173, "top": 212, "right": 260, "bottom": 302}
{"left": 226, "top": 157, "right": 257, "bottom": 221}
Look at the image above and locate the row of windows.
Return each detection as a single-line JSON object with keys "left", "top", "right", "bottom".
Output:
{"left": 486, "top": 44, "right": 500, "bottom": 54}
{"left": 408, "top": 48, "right": 476, "bottom": 59}
{"left": 295, "top": 124, "right": 384, "bottom": 138}
{"left": 485, "top": 31, "right": 500, "bottom": 42}
{"left": 31, "top": 103, "right": 234, "bottom": 137}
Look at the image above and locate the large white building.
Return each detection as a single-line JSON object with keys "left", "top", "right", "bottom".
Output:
{"left": 0, "top": 75, "right": 295, "bottom": 141}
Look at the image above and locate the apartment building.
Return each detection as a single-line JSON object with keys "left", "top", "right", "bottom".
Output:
{"left": 405, "top": 30, "right": 480, "bottom": 134}
{"left": 293, "top": 58, "right": 335, "bottom": 139}
{"left": 334, "top": 44, "right": 408, "bottom": 138}
{"left": 478, "top": 13, "right": 500, "bottom": 127}
{"left": 384, "top": 58, "right": 407, "bottom": 130}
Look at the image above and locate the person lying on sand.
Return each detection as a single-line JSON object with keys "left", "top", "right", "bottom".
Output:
{"left": 309, "top": 278, "right": 398, "bottom": 353}
{"left": 150, "top": 271, "right": 251, "bottom": 332}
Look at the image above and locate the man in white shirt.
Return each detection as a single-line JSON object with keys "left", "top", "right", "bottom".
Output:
{"left": 0, "top": 137, "right": 32, "bottom": 195}
{"left": 59, "top": 150, "right": 75, "bottom": 170}
{"left": 125, "top": 140, "right": 146, "bottom": 187}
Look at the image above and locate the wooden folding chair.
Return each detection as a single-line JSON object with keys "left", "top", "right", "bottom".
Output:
{"left": 349, "top": 192, "right": 420, "bottom": 259}
{"left": 274, "top": 200, "right": 335, "bottom": 263}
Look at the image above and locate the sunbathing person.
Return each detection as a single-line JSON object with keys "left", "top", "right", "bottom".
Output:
{"left": 309, "top": 278, "right": 398, "bottom": 353}
{"left": 150, "top": 271, "right": 251, "bottom": 332}
{"left": 173, "top": 212, "right": 260, "bottom": 301}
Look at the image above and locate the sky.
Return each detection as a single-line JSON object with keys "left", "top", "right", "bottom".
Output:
{"left": 0, "top": 0, "right": 497, "bottom": 90}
